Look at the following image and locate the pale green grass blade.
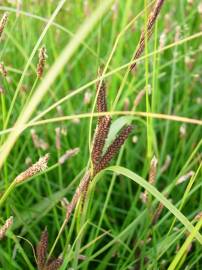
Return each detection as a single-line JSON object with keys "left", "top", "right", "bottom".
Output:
{"left": 106, "top": 166, "right": 202, "bottom": 244}
{"left": 0, "top": 0, "right": 114, "bottom": 170}
{"left": 168, "top": 218, "right": 202, "bottom": 270}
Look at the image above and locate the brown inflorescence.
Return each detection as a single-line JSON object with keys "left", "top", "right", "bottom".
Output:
{"left": 58, "top": 148, "right": 80, "bottom": 164}
{"left": 15, "top": 154, "right": 49, "bottom": 184}
{"left": 130, "top": 0, "right": 165, "bottom": 71}
{"left": 37, "top": 46, "right": 47, "bottom": 78}
{"left": 45, "top": 258, "right": 63, "bottom": 270}
{"left": 96, "top": 68, "right": 107, "bottom": 122}
{"left": 36, "top": 229, "right": 63, "bottom": 270}
{"left": 36, "top": 228, "right": 48, "bottom": 270}
{"left": 0, "top": 216, "right": 13, "bottom": 240}
{"left": 0, "top": 63, "right": 7, "bottom": 77}
{"left": 66, "top": 170, "right": 91, "bottom": 221}
{"left": 148, "top": 155, "right": 158, "bottom": 185}
{"left": 91, "top": 115, "right": 111, "bottom": 166}
{"left": 65, "top": 69, "right": 133, "bottom": 224}
{"left": 93, "top": 125, "right": 133, "bottom": 176}
{"left": 0, "top": 13, "right": 8, "bottom": 39}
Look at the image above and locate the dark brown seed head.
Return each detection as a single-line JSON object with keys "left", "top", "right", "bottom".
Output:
{"left": 96, "top": 68, "right": 107, "bottom": 118}
{"left": 94, "top": 125, "right": 133, "bottom": 175}
{"left": 46, "top": 258, "right": 63, "bottom": 270}
{"left": 0, "top": 13, "right": 8, "bottom": 39}
{"left": 91, "top": 115, "right": 111, "bottom": 167}
{"left": 0, "top": 63, "right": 7, "bottom": 77}
{"left": 130, "top": 0, "right": 165, "bottom": 71}
{"left": 36, "top": 228, "right": 48, "bottom": 270}
{"left": 152, "top": 201, "right": 164, "bottom": 225}
{"left": 37, "top": 46, "right": 47, "bottom": 78}
{"left": 0, "top": 216, "right": 13, "bottom": 240}
{"left": 149, "top": 156, "right": 158, "bottom": 185}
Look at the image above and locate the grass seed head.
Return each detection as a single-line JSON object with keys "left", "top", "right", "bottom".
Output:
{"left": 59, "top": 148, "right": 80, "bottom": 164}
{"left": 94, "top": 125, "right": 133, "bottom": 175}
{"left": 0, "top": 13, "right": 8, "bottom": 39}
{"left": 31, "top": 129, "right": 49, "bottom": 150}
{"left": 134, "top": 89, "right": 146, "bottom": 108}
{"left": 36, "top": 228, "right": 48, "bottom": 270}
{"left": 152, "top": 202, "right": 164, "bottom": 225}
{"left": 160, "top": 154, "right": 171, "bottom": 173}
{"left": 130, "top": 0, "right": 165, "bottom": 71}
{"left": 176, "top": 171, "right": 195, "bottom": 185}
{"left": 46, "top": 258, "right": 63, "bottom": 270}
{"left": 96, "top": 67, "right": 107, "bottom": 119}
{"left": 15, "top": 154, "right": 49, "bottom": 184}
{"left": 0, "top": 62, "right": 7, "bottom": 77}
{"left": 37, "top": 45, "right": 47, "bottom": 78}
{"left": 91, "top": 115, "right": 111, "bottom": 167}
{"left": 149, "top": 155, "right": 158, "bottom": 185}
{"left": 0, "top": 216, "right": 13, "bottom": 240}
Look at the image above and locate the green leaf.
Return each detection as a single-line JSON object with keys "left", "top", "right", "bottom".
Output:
{"left": 106, "top": 166, "right": 202, "bottom": 244}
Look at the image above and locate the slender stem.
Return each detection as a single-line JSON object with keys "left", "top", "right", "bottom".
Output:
{"left": 47, "top": 218, "right": 67, "bottom": 261}
{"left": 0, "top": 179, "right": 17, "bottom": 208}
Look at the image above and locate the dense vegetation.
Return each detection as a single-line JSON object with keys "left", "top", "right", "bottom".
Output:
{"left": 0, "top": 0, "right": 202, "bottom": 269}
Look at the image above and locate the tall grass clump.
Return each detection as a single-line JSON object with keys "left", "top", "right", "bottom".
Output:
{"left": 0, "top": 0, "right": 202, "bottom": 269}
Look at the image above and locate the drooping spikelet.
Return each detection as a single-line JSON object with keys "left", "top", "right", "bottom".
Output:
{"left": 152, "top": 201, "right": 164, "bottom": 225}
{"left": 15, "top": 154, "right": 49, "bottom": 184}
{"left": 94, "top": 125, "right": 133, "bottom": 175}
{"left": 130, "top": 0, "right": 165, "bottom": 71}
{"left": 0, "top": 62, "right": 7, "bottom": 77}
{"left": 142, "top": 155, "right": 158, "bottom": 203}
{"left": 0, "top": 216, "right": 13, "bottom": 240}
{"left": 66, "top": 170, "right": 91, "bottom": 221}
{"left": 37, "top": 46, "right": 47, "bottom": 78}
{"left": 160, "top": 154, "right": 171, "bottom": 173}
{"left": 96, "top": 68, "right": 107, "bottom": 122}
{"left": 0, "top": 13, "right": 8, "bottom": 39}
{"left": 148, "top": 155, "right": 158, "bottom": 185}
{"left": 36, "top": 228, "right": 48, "bottom": 270}
{"left": 36, "top": 228, "right": 63, "bottom": 270}
{"left": 46, "top": 258, "right": 63, "bottom": 270}
{"left": 91, "top": 116, "right": 111, "bottom": 166}
{"left": 31, "top": 129, "right": 49, "bottom": 150}
{"left": 65, "top": 71, "right": 133, "bottom": 225}
{"left": 133, "top": 88, "right": 146, "bottom": 108}
{"left": 176, "top": 171, "right": 195, "bottom": 185}
{"left": 58, "top": 148, "right": 80, "bottom": 164}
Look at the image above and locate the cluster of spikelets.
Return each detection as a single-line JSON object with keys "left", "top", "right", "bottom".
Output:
{"left": 91, "top": 68, "right": 133, "bottom": 176}
{"left": 36, "top": 229, "right": 63, "bottom": 270}
{"left": 65, "top": 70, "right": 133, "bottom": 223}
{"left": 0, "top": 1, "right": 167, "bottom": 268}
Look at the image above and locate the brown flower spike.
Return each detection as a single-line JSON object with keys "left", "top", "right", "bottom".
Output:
{"left": 0, "top": 13, "right": 8, "bottom": 39}
{"left": 92, "top": 70, "right": 133, "bottom": 175}
{"left": 0, "top": 216, "right": 13, "bottom": 240}
{"left": 96, "top": 68, "right": 107, "bottom": 120}
{"left": 36, "top": 229, "right": 63, "bottom": 270}
{"left": 37, "top": 46, "right": 47, "bottom": 78}
{"left": 93, "top": 125, "right": 133, "bottom": 176}
{"left": 130, "top": 0, "right": 165, "bottom": 71}
{"left": 36, "top": 229, "right": 48, "bottom": 270}
{"left": 15, "top": 154, "right": 49, "bottom": 184}
{"left": 65, "top": 70, "right": 133, "bottom": 223}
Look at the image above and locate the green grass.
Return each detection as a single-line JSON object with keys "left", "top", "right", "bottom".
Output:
{"left": 0, "top": 0, "right": 202, "bottom": 269}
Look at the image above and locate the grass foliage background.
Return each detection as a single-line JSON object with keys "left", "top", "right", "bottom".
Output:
{"left": 0, "top": 0, "right": 202, "bottom": 269}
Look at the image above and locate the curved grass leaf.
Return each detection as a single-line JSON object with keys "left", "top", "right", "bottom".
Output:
{"left": 106, "top": 166, "right": 202, "bottom": 244}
